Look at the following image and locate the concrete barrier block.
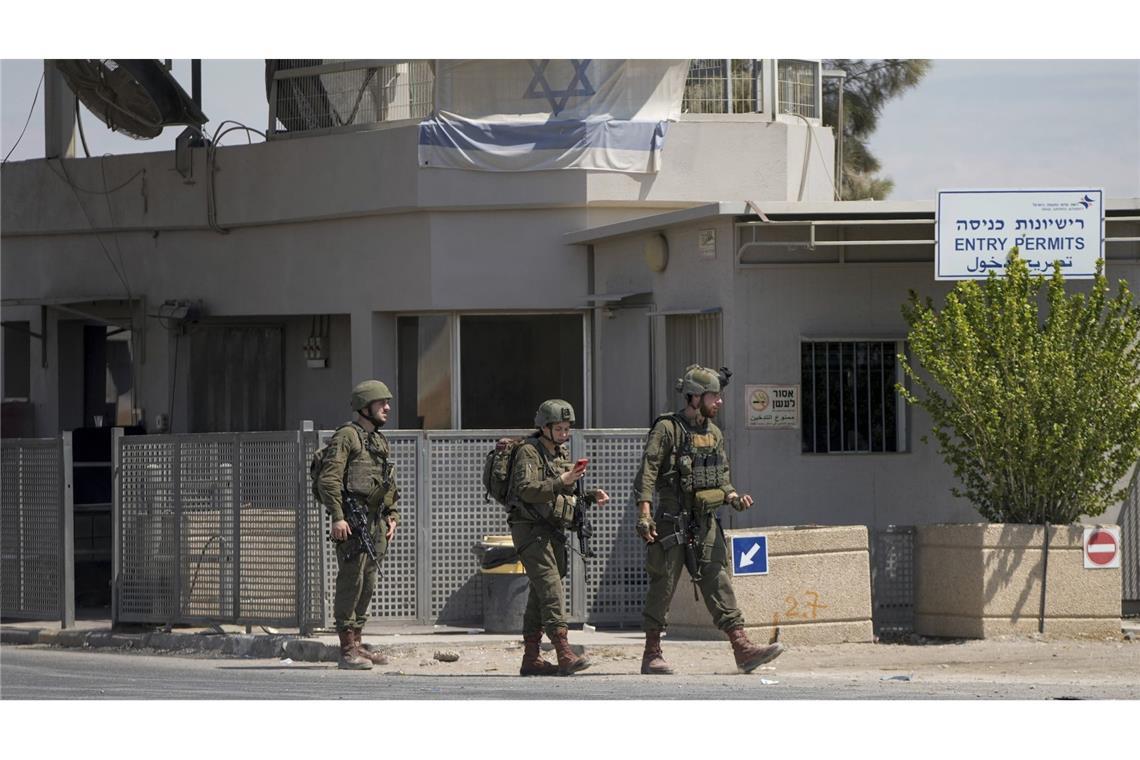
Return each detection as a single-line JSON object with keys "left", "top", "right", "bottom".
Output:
{"left": 915, "top": 523, "right": 1122, "bottom": 639}
{"left": 669, "top": 525, "right": 874, "bottom": 645}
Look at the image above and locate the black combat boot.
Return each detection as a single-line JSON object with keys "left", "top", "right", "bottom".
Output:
{"left": 549, "top": 626, "right": 591, "bottom": 676}
{"left": 337, "top": 629, "right": 372, "bottom": 670}
{"left": 519, "top": 632, "right": 558, "bottom": 676}
{"left": 640, "top": 629, "right": 674, "bottom": 675}
{"left": 351, "top": 628, "right": 388, "bottom": 666}
{"left": 726, "top": 626, "right": 785, "bottom": 673}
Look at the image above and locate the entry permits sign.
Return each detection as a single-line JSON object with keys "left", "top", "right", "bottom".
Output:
{"left": 731, "top": 535, "right": 768, "bottom": 576}
{"left": 936, "top": 189, "right": 1103, "bottom": 280}
{"left": 746, "top": 384, "right": 799, "bottom": 429}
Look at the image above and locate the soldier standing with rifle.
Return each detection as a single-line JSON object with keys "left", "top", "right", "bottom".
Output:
{"left": 507, "top": 399, "right": 609, "bottom": 676}
{"left": 316, "top": 380, "right": 401, "bottom": 671}
{"left": 633, "top": 365, "right": 785, "bottom": 675}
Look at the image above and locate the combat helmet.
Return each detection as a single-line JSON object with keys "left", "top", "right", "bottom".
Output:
{"left": 534, "top": 399, "right": 576, "bottom": 428}
{"left": 675, "top": 365, "right": 722, "bottom": 396}
{"left": 350, "top": 380, "right": 392, "bottom": 411}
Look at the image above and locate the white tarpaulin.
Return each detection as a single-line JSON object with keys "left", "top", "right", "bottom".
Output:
{"left": 418, "top": 59, "right": 689, "bottom": 173}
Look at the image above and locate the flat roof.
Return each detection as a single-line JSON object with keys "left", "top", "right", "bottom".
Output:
{"left": 564, "top": 197, "right": 1140, "bottom": 245}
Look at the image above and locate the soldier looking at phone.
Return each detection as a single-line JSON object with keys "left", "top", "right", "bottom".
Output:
{"left": 506, "top": 399, "right": 610, "bottom": 676}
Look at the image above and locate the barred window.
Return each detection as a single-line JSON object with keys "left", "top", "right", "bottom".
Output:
{"left": 801, "top": 340, "right": 905, "bottom": 453}
{"left": 682, "top": 59, "right": 764, "bottom": 114}
{"left": 777, "top": 59, "right": 819, "bottom": 118}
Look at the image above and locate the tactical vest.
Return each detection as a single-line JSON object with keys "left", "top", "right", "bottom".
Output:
{"left": 508, "top": 436, "right": 577, "bottom": 529}
{"left": 343, "top": 423, "right": 398, "bottom": 511}
{"left": 655, "top": 413, "right": 731, "bottom": 512}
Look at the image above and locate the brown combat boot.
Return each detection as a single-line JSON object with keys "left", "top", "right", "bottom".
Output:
{"left": 337, "top": 629, "right": 372, "bottom": 670}
{"left": 726, "top": 626, "right": 786, "bottom": 673}
{"left": 549, "top": 626, "right": 591, "bottom": 676}
{"left": 518, "top": 632, "right": 558, "bottom": 676}
{"left": 640, "top": 629, "right": 674, "bottom": 675}
{"left": 351, "top": 628, "right": 389, "bottom": 666}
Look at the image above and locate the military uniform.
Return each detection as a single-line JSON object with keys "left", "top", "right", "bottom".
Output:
{"left": 317, "top": 422, "right": 400, "bottom": 632}
{"left": 506, "top": 436, "right": 578, "bottom": 638}
{"left": 506, "top": 399, "right": 591, "bottom": 676}
{"left": 634, "top": 413, "right": 744, "bottom": 632}
{"left": 634, "top": 364, "right": 785, "bottom": 675}
{"left": 316, "top": 379, "right": 400, "bottom": 671}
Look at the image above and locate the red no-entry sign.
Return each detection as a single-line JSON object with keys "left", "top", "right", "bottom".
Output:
{"left": 1083, "top": 527, "right": 1121, "bottom": 569}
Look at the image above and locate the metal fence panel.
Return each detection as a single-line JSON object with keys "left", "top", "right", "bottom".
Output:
{"left": 233, "top": 433, "right": 306, "bottom": 626}
{"left": 314, "top": 429, "right": 423, "bottom": 627}
{"left": 574, "top": 430, "right": 649, "bottom": 625}
{"left": 872, "top": 526, "right": 916, "bottom": 636}
{"left": 116, "top": 432, "right": 308, "bottom": 628}
{"left": 117, "top": 437, "right": 179, "bottom": 623}
{"left": 1121, "top": 465, "right": 1139, "bottom": 606}
{"left": 1, "top": 438, "right": 70, "bottom": 623}
{"left": 425, "top": 431, "right": 527, "bottom": 624}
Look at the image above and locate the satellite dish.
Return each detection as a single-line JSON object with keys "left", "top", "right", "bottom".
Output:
{"left": 53, "top": 59, "right": 208, "bottom": 140}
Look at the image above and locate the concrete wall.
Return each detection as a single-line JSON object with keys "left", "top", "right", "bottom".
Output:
{"left": 914, "top": 523, "right": 1123, "bottom": 638}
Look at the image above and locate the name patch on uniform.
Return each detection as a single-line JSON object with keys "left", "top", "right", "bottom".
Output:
{"left": 690, "top": 433, "right": 716, "bottom": 448}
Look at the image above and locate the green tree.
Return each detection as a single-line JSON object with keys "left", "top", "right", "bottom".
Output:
{"left": 822, "top": 59, "right": 930, "bottom": 200}
{"left": 898, "top": 250, "right": 1140, "bottom": 524}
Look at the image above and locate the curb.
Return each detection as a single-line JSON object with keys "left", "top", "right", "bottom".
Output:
{"left": 1, "top": 626, "right": 339, "bottom": 662}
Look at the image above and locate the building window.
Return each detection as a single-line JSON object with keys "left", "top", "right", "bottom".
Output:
{"left": 801, "top": 340, "right": 905, "bottom": 453}
{"left": 777, "top": 59, "right": 819, "bottom": 118}
{"left": 2, "top": 321, "right": 31, "bottom": 400}
{"left": 397, "top": 315, "right": 454, "bottom": 429}
{"left": 459, "top": 314, "right": 584, "bottom": 430}
{"left": 665, "top": 312, "right": 722, "bottom": 385}
{"left": 682, "top": 60, "right": 764, "bottom": 114}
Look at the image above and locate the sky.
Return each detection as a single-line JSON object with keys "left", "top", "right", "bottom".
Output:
{"left": 3, "top": 57, "right": 1138, "bottom": 202}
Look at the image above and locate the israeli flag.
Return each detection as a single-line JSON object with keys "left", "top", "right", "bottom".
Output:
{"left": 418, "top": 59, "right": 688, "bottom": 173}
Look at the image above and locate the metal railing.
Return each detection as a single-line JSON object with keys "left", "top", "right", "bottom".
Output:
{"left": 1, "top": 436, "right": 74, "bottom": 626}
{"left": 267, "top": 59, "right": 434, "bottom": 139}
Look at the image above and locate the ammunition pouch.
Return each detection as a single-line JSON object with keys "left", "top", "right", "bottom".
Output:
{"left": 551, "top": 494, "right": 576, "bottom": 530}
{"left": 693, "top": 488, "right": 725, "bottom": 513}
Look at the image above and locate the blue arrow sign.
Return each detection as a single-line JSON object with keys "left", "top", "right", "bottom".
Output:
{"left": 731, "top": 535, "right": 768, "bottom": 576}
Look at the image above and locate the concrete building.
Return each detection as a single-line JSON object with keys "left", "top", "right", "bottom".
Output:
{"left": 3, "top": 58, "right": 1138, "bottom": 544}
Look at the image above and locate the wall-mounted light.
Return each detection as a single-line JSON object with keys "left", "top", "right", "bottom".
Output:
{"left": 644, "top": 233, "right": 669, "bottom": 273}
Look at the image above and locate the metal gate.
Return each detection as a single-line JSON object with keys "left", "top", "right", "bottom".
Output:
{"left": 115, "top": 431, "right": 317, "bottom": 629}
{"left": 1121, "top": 465, "right": 1140, "bottom": 614}
{"left": 1, "top": 437, "right": 74, "bottom": 626}
{"left": 871, "top": 525, "right": 916, "bottom": 636}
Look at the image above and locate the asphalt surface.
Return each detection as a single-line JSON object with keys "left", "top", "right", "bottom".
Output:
{"left": 0, "top": 645, "right": 1124, "bottom": 700}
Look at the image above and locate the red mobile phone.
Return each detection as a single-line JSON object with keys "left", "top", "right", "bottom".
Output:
{"left": 574, "top": 458, "right": 589, "bottom": 472}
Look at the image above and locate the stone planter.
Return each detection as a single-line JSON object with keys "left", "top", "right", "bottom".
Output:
{"left": 914, "top": 523, "right": 1121, "bottom": 639}
{"left": 668, "top": 525, "right": 874, "bottom": 645}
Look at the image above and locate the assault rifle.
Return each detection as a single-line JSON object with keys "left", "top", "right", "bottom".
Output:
{"left": 340, "top": 493, "right": 383, "bottom": 574}
{"left": 572, "top": 481, "right": 597, "bottom": 559}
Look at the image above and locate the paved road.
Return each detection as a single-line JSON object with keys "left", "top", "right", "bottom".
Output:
{"left": 0, "top": 646, "right": 1115, "bottom": 700}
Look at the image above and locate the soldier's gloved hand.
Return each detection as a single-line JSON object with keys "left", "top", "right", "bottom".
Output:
{"left": 728, "top": 493, "right": 754, "bottom": 512}
{"left": 636, "top": 516, "right": 657, "bottom": 543}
